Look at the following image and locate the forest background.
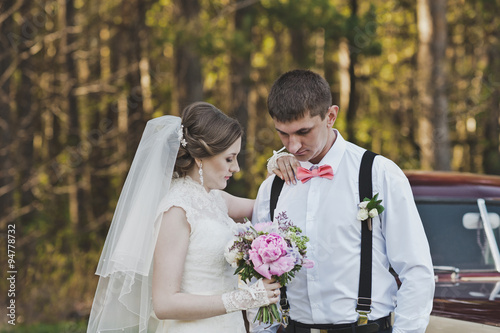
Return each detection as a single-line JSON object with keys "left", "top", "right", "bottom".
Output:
{"left": 0, "top": 0, "right": 499, "bottom": 330}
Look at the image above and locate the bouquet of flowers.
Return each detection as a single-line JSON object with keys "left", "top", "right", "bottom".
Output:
{"left": 225, "top": 212, "right": 314, "bottom": 325}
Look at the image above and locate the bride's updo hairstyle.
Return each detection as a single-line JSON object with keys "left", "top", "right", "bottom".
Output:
{"left": 175, "top": 102, "right": 243, "bottom": 176}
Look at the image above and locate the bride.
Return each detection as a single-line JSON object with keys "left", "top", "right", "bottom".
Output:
{"left": 87, "top": 102, "right": 284, "bottom": 333}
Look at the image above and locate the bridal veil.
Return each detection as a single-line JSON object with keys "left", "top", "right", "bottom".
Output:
{"left": 87, "top": 115, "right": 181, "bottom": 332}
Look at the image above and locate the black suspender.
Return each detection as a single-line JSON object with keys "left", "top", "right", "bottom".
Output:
{"left": 270, "top": 176, "right": 285, "bottom": 222}
{"left": 268, "top": 150, "right": 378, "bottom": 325}
{"left": 356, "top": 150, "right": 378, "bottom": 323}
{"left": 270, "top": 176, "right": 290, "bottom": 322}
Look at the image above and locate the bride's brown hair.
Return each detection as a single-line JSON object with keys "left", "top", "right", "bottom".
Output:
{"left": 175, "top": 102, "right": 243, "bottom": 176}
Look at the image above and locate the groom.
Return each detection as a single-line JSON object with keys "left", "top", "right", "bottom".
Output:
{"left": 250, "top": 69, "right": 434, "bottom": 333}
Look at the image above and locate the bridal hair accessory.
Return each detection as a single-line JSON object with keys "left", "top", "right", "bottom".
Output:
{"left": 199, "top": 161, "right": 204, "bottom": 186}
{"left": 178, "top": 124, "right": 188, "bottom": 148}
{"left": 267, "top": 147, "right": 294, "bottom": 174}
{"left": 87, "top": 116, "right": 182, "bottom": 333}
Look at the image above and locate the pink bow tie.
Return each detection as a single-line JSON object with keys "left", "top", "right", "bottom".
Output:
{"left": 296, "top": 165, "right": 334, "bottom": 183}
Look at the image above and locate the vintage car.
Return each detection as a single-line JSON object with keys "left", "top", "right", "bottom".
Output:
{"left": 405, "top": 171, "right": 500, "bottom": 332}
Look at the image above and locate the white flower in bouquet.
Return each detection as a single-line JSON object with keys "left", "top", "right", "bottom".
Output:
{"left": 233, "top": 220, "right": 253, "bottom": 234}
{"left": 224, "top": 240, "right": 243, "bottom": 268}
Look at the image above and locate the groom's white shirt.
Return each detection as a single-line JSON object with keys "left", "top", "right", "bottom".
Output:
{"left": 250, "top": 130, "right": 434, "bottom": 333}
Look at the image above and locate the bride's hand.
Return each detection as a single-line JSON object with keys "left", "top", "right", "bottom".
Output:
{"left": 222, "top": 278, "right": 281, "bottom": 313}
{"left": 262, "top": 278, "right": 281, "bottom": 305}
{"left": 274, "top": 155, "right": 300, "bottom": 185}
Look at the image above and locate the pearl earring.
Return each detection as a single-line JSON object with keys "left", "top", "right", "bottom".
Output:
{"left": 199, "top": 161, "right": 204, "bottom": 186}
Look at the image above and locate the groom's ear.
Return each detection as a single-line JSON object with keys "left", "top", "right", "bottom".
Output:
{"left": 326, "top": 105, "right": 339, "bottom": 127}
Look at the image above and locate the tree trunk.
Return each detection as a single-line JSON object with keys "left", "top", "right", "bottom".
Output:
{"left": 480, "top": 0, "right": 500, "bottom": 175}
{"left": 290, "top": 28, "right": 309, "bottom": 68}
{"left": 338, "top": 38, "right": 350, "bottom": 120}
{"left": 483, "top": 40, "right": 500, "bottom": 174}
{"left": 174, "top": 0, "right": 203, "bottom": 112}
{"left": 416, "top": 0, "right": 451, "bottom": 170}
{"left": 108, "top": 8, "right": 128, "bottom": 184}
{"left": 431, "top": 0, "right": 450, "bottom": 170}
{"left": 81, "top": 2, "right": 110, "bottom": 243}
{"left": 345, "top": 0, "right": 359, "bottom": 144}
{"left": 14, "top": 7, "right": 37, "bottom": 321}
{"left": 60, "top": 0, "right": 87, "bottom": 231}
{"left": 416, "top": 0, "right": 434, "bottom": 170}
{"left": 229, "top": 0, "right": 253, "bottom": 196}
{"left": 0, "top": 0, "right": 15, "bottom": 225}
{"left": 122, "top": 0, "right": 148, "bottom": 159}
{"left": 16, "top": 1, "right": 37, "bottom": 226}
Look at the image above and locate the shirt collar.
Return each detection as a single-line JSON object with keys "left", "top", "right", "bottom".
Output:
{"left": 300, "top": 129, "right": 346, "bottom": 176}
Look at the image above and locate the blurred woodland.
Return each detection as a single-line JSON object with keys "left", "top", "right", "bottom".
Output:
{"left": 0, "top": 0, "right": 499, "bottom": 327}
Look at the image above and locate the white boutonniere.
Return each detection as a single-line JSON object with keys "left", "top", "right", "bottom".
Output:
{"left": 357, "top": 193, "right": 384, "bottom": 230}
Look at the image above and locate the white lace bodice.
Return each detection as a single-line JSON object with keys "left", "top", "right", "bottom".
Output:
{"left": 155, "top": 177, "right": 245, "bottom": 333}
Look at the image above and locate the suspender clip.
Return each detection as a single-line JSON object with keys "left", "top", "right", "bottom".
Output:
{"left": 356, "top": 296, "right": 372, "bottom": 326}
{"left": 356, "top": 311, "right": 371, "bottom": 326}
{"left": 280, "top": 306, "right": 290, "bottom": 327}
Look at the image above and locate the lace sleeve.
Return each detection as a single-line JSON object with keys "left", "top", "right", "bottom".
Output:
{"left": 157, "top": 177, "right": 225, "bottom": 229}
{"left": 156, "top": 180, "right": 198, "bottom": 229}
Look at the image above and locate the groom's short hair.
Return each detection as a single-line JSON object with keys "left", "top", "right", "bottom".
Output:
{"left": 267, "top": 69, "right": 333, "bottom": 122}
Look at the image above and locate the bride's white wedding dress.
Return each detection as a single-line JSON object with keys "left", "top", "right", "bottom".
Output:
{"left": 154, "top": 176, "right": 246, "bottom": 333}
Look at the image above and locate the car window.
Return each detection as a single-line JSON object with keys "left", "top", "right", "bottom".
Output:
{"left": 415, "top": 198, "right": 500, "bottom": 271}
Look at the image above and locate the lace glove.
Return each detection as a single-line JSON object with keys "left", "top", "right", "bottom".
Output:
{"left": 267, "top": 147, "right": 294, "bottom": 174}
{"left": 222, "top": 279, "right": 271, "bottom": 313}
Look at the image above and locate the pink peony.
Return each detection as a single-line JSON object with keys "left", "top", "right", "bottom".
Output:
{"left": 249, "top": 233, "right": 296, "bottom": 279}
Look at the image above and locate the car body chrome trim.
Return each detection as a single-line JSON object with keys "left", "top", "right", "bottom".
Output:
{"left": 477, "top": 199, "right": 500, "bottom": 272}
